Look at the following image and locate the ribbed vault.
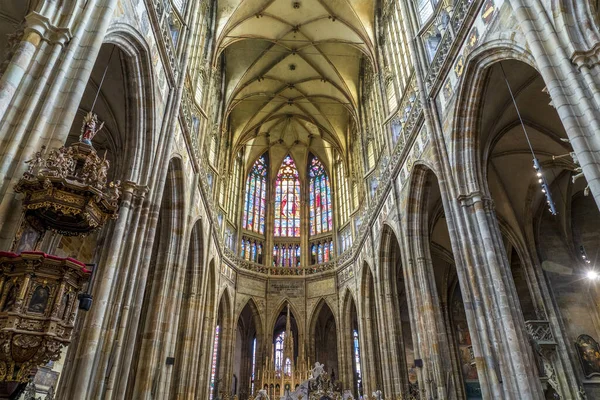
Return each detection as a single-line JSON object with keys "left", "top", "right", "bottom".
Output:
{"left": 216, "top": 0, "right": 376, "bottom": 172}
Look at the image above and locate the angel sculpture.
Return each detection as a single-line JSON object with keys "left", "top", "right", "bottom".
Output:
{"left": 107, "top": 180, "right": 121, "bottom": 201}
{"left": 97, "top": 157, "right": 110, "bottom": 189}
{"left": 371, "top": 390, "right": 383, "bottom": 400}
{"left": 80, "top": 111, "right": 105, "bottom": 146}
{"left": 255, "top": 389, "right": 270, "bottom": 399}
{"left": 57, "top": 146, "right": 75, "bottom": 177}
{"left": 311, "top": 362, "right": 325, "bottom": 380}
{"left": 24, "top": 146, "right": 46, "bottom": 175}
{"left": 82, "top": 152, "right": 101, "bottom": 185}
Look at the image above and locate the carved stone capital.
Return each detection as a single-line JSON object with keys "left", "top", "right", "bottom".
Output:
{"left": 25, "top": 12, "right": 71, "bottom": 46}
{"left": 457, "top": 191, "right": 490, "bottom": 208}
{"left": 571, "top": 42, "right": 600, "bottom": 69}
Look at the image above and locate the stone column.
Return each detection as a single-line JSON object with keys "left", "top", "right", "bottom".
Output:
{"left": 392, "top": 0, "right": 545, "bottom": 396}
{"left": 449, "top": 192, "right": 543, "bottom": 399}
{"left": 399, "top": 173, "right": 462, "bottom": 400}
{"left": 358, "top": 266, "right": 389, "bottom": 397}
{"left": 0, "top": 0, "right": 118, "bottom": 249}
{"left": 96, "top": 186, "right": 150, "bottom": 400}
{"left": 196, "top": 272, "right": 219, "bottom": 398}
{"left": 56, "top": 180, "right": 138, "bottom": 399}
{"left": 401, "top": 249, "right": 457, "bottom": 400}
{"left": 374, "top": 264, "right": 407, "bottom": 397}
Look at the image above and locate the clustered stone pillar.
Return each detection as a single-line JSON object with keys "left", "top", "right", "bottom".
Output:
{"left": 400, "top": 170, "right": 460, "bottom": 400}
{"left": 0, "top": 1, "right": 119, "bottom": 249}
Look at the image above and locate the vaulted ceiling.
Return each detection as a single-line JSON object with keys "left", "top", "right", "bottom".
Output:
{"left": 215, "top": 0, "right": 376, "bottom": 175}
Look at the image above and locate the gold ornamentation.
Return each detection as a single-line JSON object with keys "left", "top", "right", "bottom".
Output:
{"left": 15, "top": 141, "right": 120, "bottom": 236}
{"left": 0, "top": 252, "right": 90, "bottom": 382}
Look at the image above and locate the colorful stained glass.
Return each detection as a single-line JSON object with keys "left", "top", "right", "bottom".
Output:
{"left": 241, "top": 238, "right": 263, "bottom": 264}
{"left": 209, "top": 325, "right": 220, "bottom": 400}
{"left": 309, "top": 156, "right": 332, "bottom": 235}
{"left": 273, "top": 244, "right": 300, "bottom": 267}
{"left": 251, "top": 337, "right": 257, "bottom": 394}
{"left": 353, "top": 329, "right": 362, "bottom": 395}
{"left": 243, "top": 155, "right": 268, "bottom": 234}
{"left": 274, "top": 155, "right": 300, "bottom": 237}
{"left": 311, "top": 239, "right": 333, "bottom": 264}
{"left": 275, "top": 331, "right": 285, "bottom": 372}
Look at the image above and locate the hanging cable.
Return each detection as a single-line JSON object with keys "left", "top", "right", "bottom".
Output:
{"left": 500, "top": 62, "right": 557, "bottom": 215}
{"left": 91, "top": 46, "right": 117, "bottom": 112}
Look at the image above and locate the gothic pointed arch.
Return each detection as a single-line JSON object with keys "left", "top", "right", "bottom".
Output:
{"left": 377, "top": 225, "right": 413, "bottom": 396}
{"left": 211, "top": 287, "right": 234, "bottom": 399}
{"left": 341, "top": 288, "right": 362, "bottom": 398}
{"left": 269, "top": 298, "right": 302, "bottom": 342}
{"left": 234, "top": 298, "right": 264, "bottom": 398}
{"left": 405, "top": 163, "right": 464, "bottom": 399}
{"left": 308, "top": 298, "right": 338, "bottom": 379}
{"left": 126, "top": 157, "right": 186, "bottom": 398}
{"left": 95, "top": 27, "right": 157, "bottom": 184}
{"left": 451, "top": 43, "right": 537, "bottom": 195}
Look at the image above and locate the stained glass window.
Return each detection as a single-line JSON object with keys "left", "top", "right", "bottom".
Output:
{"left": 353, "top": 329, "right": 362, "bottom": 396}
{"left": 243, "top": 155, "right": 268, "bottom": 234}
{"left": 310, "top": 240, "right": 333, "bottom": 264}
{"left": 274, "top": 155, "right": 300, "bottom": 237}
{"left": 210, "top": 325, "right": 220, "bottom": 400}
{"left": 227, "top": 154, "right": 242, "bottom": 222}
{"left": 241, "top": 238, "right": 263, "bottom": 264}
{"left": 335, "top": 157, "right": 350, "bottom": 225}
{"left": 275, "top": 332, "right": 285, "bottom": 372}
{"left": 309, "top": 157, "right": 332, "bottom": 235}
{"left": 273, "top": 244, "right": 300, "bottom": 268}
{"left": 340, "top": 228, "right": 352, "bottom": 254}
{"left": 285, "top": 358, "right": 292, "bottom": 377}
{"left": 250, "top": 337, "right": 257, "bottom": 394}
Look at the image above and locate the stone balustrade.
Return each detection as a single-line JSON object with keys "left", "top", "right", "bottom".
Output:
{"left": 525, "top": 320, "right": 557, "bottom": 350}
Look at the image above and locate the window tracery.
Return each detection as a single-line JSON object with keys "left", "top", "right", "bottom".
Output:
{"left": 353, "top": 329, "right": 362, "bottom": 395}
{"left": 310, "top": 240, "right": 334, "bottom": 265}
{"left": 309, "top": 156, "right": 332, "bottom": 235}
{"left": 275, "top": 331, "right": 285, "bottom": 372}
{"left": 241, "top": 237, "right": 263, "bottom": 264}
{"left": 273, "top": 244, "right": 301, "bottom": 268}
{"left": 274, "top": 155, "right": 301, "bottom": 238}
{"left": 242, "top": 154, "right": 268, "bottom": 234}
